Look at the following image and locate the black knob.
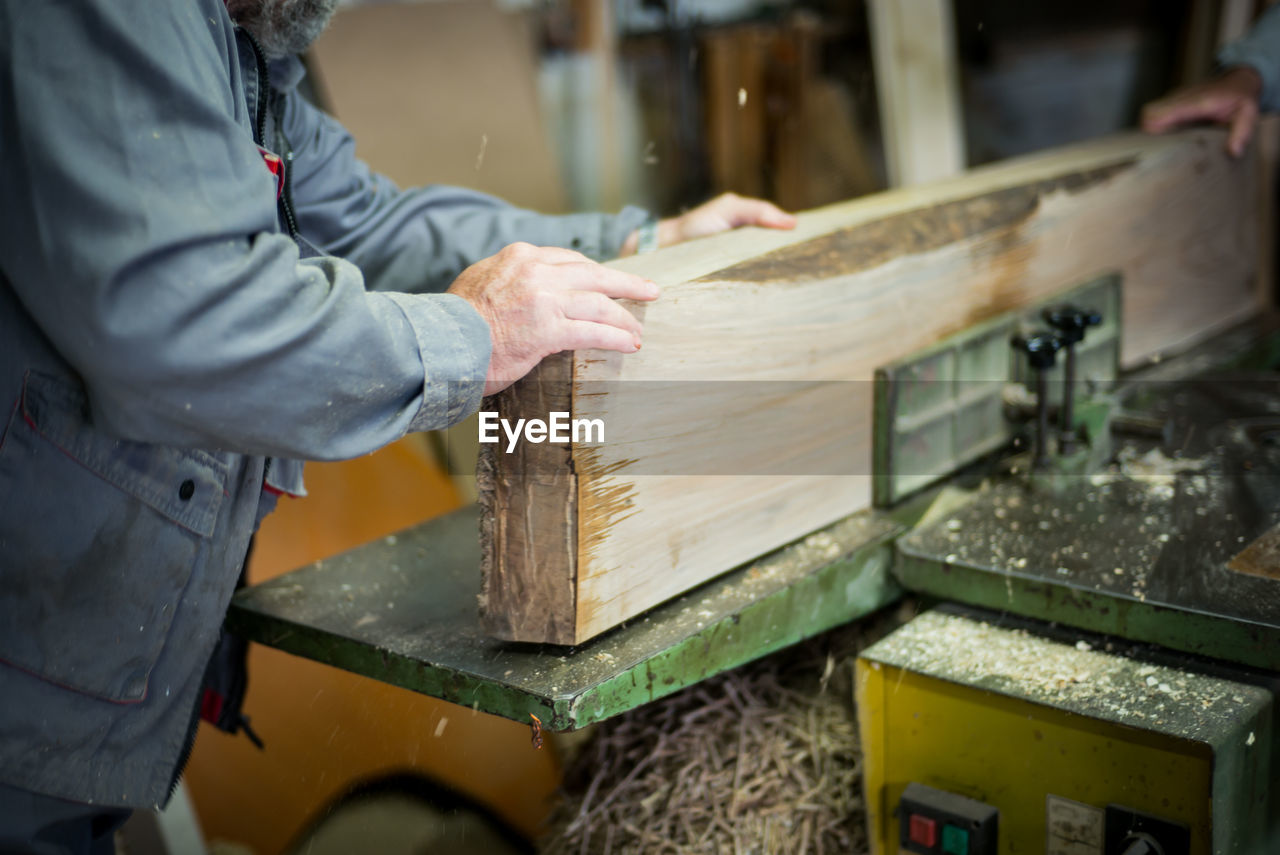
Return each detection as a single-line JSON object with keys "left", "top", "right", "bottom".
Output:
{"left": 1042, "top": 304, "right": 1102, "bottom": 346}
{"left": 1012, "top": 332, "right": 1063, "bottom": 371}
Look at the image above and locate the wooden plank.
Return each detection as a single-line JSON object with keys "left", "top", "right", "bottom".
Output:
{"left": 772, "top": 18, "right": 879, "bottom": 210}
{"left": 481, "top": 129, "right": 1262, "bottom": 644}
{"left": 570, "top": 0, "right": 623, "bottom": 211}
{"left": 1257, "top": 116, "right": 1278, "bottom": 312}
{"left": 702, "top": 26, "right": 770, "bottom": 199}
{"left": 867, "top": 0, "right": 966, "bottom": 186}
{"left": 1218, "top": 0, "right": 1259, "bottom": 46}
{"left": 1247, "top": 9, "right": 1278, "bottom": 313}
{"left": 1176, "top": 0, "right": 1224, "bottom": 86}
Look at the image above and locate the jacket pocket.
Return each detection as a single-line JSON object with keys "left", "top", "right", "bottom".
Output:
{"left": 0, "top": 371, "right": 229, "bottom": 702}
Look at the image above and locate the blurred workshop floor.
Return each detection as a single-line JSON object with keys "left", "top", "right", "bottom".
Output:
{"left": 184, "top": 437, "right": 559, "bottom": 855}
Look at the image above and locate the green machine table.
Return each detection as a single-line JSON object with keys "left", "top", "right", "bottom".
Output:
{"left": 227, "top": 502, "right": 902, "bottom": 732}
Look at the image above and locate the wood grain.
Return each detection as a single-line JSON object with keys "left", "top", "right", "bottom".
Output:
{"left": 482, "top": 129, "right": 1262, "bottom": 644}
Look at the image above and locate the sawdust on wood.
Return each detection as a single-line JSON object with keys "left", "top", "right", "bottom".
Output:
{"left": 539, "top": 610, "right": 907, "bottom": 855}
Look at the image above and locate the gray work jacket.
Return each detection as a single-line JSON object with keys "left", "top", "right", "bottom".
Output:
{"left": 0, "top": 0, "right": 645, "bottom": 808}
{"left": 1220, "top": 2, "right": 1280, "bottom": 111}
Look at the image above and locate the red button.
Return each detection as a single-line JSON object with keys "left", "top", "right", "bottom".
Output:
{"left": 909, "top": 814, "right": 938, "bottom": 847}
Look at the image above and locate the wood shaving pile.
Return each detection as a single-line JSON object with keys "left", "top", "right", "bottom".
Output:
{"left": 540, "top": 614, "right": 902, "bottom": 855}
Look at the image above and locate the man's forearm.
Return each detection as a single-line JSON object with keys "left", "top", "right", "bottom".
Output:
{"left": 280, "top": 88, "right": 649, "bottom": 293}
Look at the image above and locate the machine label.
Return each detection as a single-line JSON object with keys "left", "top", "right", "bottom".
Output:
{"left": 1046, "top": 795, "right": 1103, "bottom": 855}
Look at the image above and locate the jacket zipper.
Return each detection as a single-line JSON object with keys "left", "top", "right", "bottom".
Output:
{"left": 239, "top": 27, "right": 271, "bottom": 146}
{"left": 239, "top": 28, "right": 300, "bottom": 240}
{"left": 167, "top": 695, "right": 202, "bottom": 802}
{"left": 167, "top": 30, "right": 273, "bottom": 802}
{"left": 238, "top": 30, "right": 295, "bottom": 497}
{"left": 161, "top": 31, "right": 281, "bottom": 799}
{"left": 278, "top": 147, "right": 300, "bottom": 240}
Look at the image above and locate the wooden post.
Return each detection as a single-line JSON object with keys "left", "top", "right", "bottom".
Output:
{"left": 867, "top": 0, "right": 966, "bottom": 187}
{"left": 573, "top": 0, "right": 623, "bottom": 211}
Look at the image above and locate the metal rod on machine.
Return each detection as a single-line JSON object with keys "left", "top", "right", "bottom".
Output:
{"left": 1035, "top": 369, "right": 1051, "bottom": 469}
{"left": 1012, "top": 331, "right": 1064, "bottom": 470}
{"left": 1043, "top": 305, "right": 1102, "bottom": 455}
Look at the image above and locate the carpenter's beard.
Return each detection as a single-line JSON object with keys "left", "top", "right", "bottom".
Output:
{"left": 226, "top": 0, "right": 340, "bottom": 59}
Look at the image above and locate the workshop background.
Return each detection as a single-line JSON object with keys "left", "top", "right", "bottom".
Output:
{"left": 132, "top": 0, "right": 1277, "bottom": 853}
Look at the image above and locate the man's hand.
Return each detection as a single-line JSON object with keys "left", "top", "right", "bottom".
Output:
{"left": 448, "top": 243, "right": 660, "bottom": 396}
{"left": 620, "top": 192, "right": 797, "bottom": 256}
{"left": 1141, "top": 65, "right": 1263, "bottom": 157}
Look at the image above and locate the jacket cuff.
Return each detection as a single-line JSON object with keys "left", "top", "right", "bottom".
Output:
{"left": 381, "top": 292, "right": 491, "bottom": 431}
{"left": 1218, "top": 43, "right": 1280, "bottom": 113}
{"left": 554, "top": 206, "right": 650, "bottom": 261}
{"left": 600, "top": 205, "right": 652, "bottom": 259}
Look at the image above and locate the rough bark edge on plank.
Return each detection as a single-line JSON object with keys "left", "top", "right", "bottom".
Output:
{"left": 478, "top": 352, "right": 579, "bottom": 644}
{"left": 697, "top": 160, "right": 1136, "bottom": 285}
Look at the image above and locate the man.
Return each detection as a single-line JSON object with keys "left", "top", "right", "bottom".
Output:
{"left": 1142, "top": 5, "right": 1280, "bottom": 155}
{"left": 0, "top": 1, "right": 795, "bottom": 850}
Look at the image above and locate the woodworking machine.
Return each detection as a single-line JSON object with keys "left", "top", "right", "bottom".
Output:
{"left": 860, "top": 274, "right": 1280, "bottom": 855}
{"left": 228, "top": 274, "right": 1280, "bottom": 854}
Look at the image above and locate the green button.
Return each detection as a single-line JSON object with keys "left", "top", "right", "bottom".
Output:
{"left": 941, "top": 824, "right": 969, "bottom": 855}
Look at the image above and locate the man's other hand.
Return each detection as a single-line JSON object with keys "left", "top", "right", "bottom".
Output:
{"left": 1141, "top": 65, "right": 1263, "bottom": 157}
{"left": 448, "top": 243, "right": 660, "bottom": 396}
{"left": 620, "top": 192, "right": 798, "bottom": 256}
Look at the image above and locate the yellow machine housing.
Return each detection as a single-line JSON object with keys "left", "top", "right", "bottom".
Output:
{"left": 855, "top": 609, "right": 1275, "bottom": 855}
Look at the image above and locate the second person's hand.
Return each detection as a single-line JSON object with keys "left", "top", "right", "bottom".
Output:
{"left": 620, "top": 192, "right": 797, "bottom": 256}
{"left": 1141, "top": 65, "right": 1263, "bottom": 157}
